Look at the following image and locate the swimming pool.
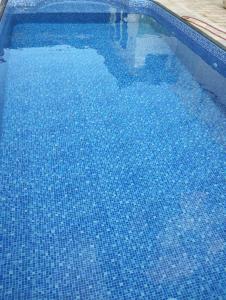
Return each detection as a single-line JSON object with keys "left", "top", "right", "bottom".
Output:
{"left": 0, "top": 0, "right": 226, "bottom": 299}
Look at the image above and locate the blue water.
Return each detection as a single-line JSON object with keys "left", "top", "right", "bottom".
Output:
{"left": 0, "top": 11, "right": 226, "bottom": 300}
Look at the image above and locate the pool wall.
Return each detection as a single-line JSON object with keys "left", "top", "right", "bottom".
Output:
{"left": 0, "top": 0, "right": 226, "bottom": 111}
{"left": 1, "top": 0, "right": 225, "bottom": 110}
{"left": 3, "top": 0, "right": 226, "bottom": 73}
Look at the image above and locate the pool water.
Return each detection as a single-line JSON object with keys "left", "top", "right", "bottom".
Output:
{"left": 0, "top": 11, "right": 226, "bottom": 300}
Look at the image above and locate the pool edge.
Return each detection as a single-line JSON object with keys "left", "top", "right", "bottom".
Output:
{"left": 154, "top": 0, "right": 226, "bottom": 52}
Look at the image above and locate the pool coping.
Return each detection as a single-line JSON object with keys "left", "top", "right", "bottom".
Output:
{"left": 154, "top": 0, "right": 226, "bottom": 52}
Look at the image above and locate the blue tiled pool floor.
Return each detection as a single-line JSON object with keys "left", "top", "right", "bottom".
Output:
{"left": 0, "top": 14, "right": 226, "bottom": 299}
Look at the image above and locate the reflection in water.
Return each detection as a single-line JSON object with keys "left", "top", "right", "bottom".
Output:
{"left": 108, "top": 13, "right": 179, "bottom": 84}
{"left": 9, "top": 12, "right": 180, "bottom": 87}
{"left": 111, "top": 14, "right": 170, "bottom": 68}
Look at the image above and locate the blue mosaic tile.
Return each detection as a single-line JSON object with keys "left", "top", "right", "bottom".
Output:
{"left": 0, "top": 2, "right": 226, "bottom": 300}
